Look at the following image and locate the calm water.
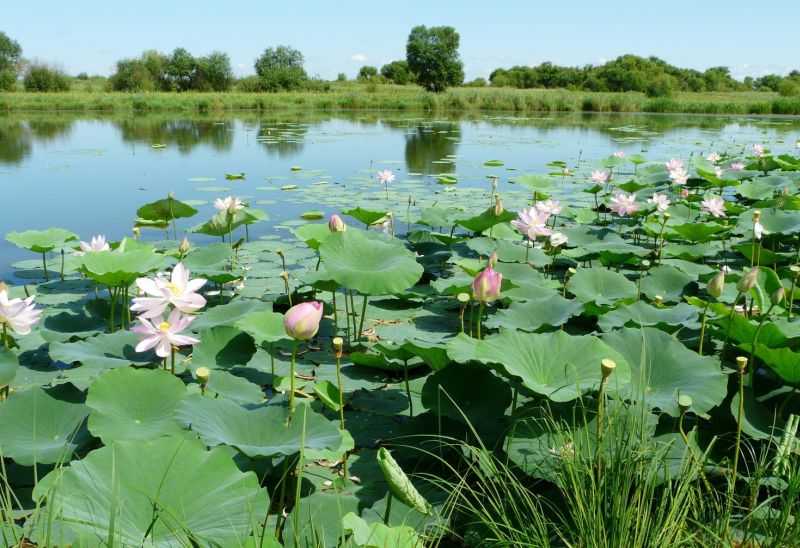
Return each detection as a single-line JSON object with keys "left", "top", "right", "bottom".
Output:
{"left": 1, "top": 110, "right": 799, "bottom": 279}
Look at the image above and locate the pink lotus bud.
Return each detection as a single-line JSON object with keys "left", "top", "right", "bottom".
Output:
{"left": 328, "top": 214, "right": 346, "bottom": 233}
{"left": 680, "top": 189, "right": 689, "bottom": 200}
{"left": 284, "top": 301, "right": 324, "bottom": 340}
{"left": 472, "top": 267, "right": 502, "bottom": 303}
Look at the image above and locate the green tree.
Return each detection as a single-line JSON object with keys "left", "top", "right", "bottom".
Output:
{"left": 380, "top": 60, "right": 415, "bottom": 85}
{"left": 0, "top": 31, "right": 23, "bottom": 91}
{"left": 357, "top": 65, "right": 378, "bottom": 81}
{"left": 254, "top": 45, "right": 307, "bottom": 91}
{"left": 406, "top": 25, "right": 464, "bottom": 92}
{"left": 23, "top": 63, "right": 69, "bottom": 92}
{"left": 166, "top": 47, "right": 197, "bottom": 91}
{"left": 195, "top": 51, "right": 233, "bottom": 91}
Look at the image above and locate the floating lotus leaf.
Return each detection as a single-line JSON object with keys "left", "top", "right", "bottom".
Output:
{"left": 40, "top": 310, "right": 107, "bottom": 343}
{"left": 86, "top": 367, "right": 187, "bottom": 442}
{"left": 320, "top": 229, "right": 423, "bottom": 295}
{"left": 0, "top": 387, "right": 90, "bottom": 465}
{"left": 234, "top": 309, "right": 288, "bottom": 345}
{"left": 485, "top": 293, "right": 583, "bottom": 332}
{"left": 421, "top": 363, "right": 511, "bottom": 422}
{"left": 639, "top": 265, "right": 693, "bottom": 303}
{"left": 5, "top": 227, "right": 78, "bottom": 253}
{"left": 291, "top": 223, "right": 333, "bottom": 251}
{"left": 80, "top": 249, "right": 164, "bottom": 286}
{"left": 192, "top": 326, "right": 256, "bottom": 369}
{"left": 670, "top": 222, "right": 728, "bottom": 243}
{"left": 341, "top": 206, "right": 388, "bottom": 226}
{"left": 597, "top": 301, "right": 699, "bottom": 332}
{"left": 49, "top": 330, "right": 158, "bottom": 372}
{"left": 474, "top": 330, "right": 630, "bottom": 401}
{"left": 342, "top": 512, "right": 423, "bottom": 548}
{"left": 568, "top": 267, "right": 638, "bottom": 306}
{"left": 602, "top": 327, "right": 727, "bottom": 416}
{"left": 0, "top": 347, "right": 19, "bottom": 387}
{"left": 32, "top": 438, "right": 268, "bottom": 547}
{"left": 191, "top": 298, "right": 270, "bottom": 331}
{"left": 174, "top": 396, "right": 342, "bottom": 457}
{"left": 136, "top": 197, "right": 198, "bottom": 222}
{"left": 455, "top": 207, "right": 516, "bottom": 233}
{"left": 511, "top": 174, "right": 556, "bottom": 193}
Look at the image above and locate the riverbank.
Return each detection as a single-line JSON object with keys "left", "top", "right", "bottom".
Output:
{"left": 1, "top": 85, "right": 799, "bottom": 115}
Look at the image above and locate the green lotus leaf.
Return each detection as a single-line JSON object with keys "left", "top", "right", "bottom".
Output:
{"left": 300, "top": 209, "right": 325, "bottom": 220}
{"left": 136, "top": 197, "right": 198, "bottom": 222}
{"left": 292, "top": 223, "right": 333, "bottom": 250}
{"left": 750, "top": 343, "right": 800, "bottom": 384}
{"left": 40, "top": 310, "right": 107, "bottom": 343}
{"left": 737, "top": 208, "right": 800, "bottom": 236}
{"left": 313, "top": 380, "right": 342, "bottom": 411}
{"left": 416, "top": 206, "right": 464, "bottom": 228}
{"left": 191, "top": 298, "right": 271, "bottom": 331}
{"left": 234, "top": 309, "right": 289, "bottom": 345}
{"left": 670, "top": 222, "right": 727, "bottom": 243}
{"left": 639, "top": 265, "right": 694, "bottom": 302}
{"left": 181, "top": 242, "right": 232, "bottom": 270}
{"left": 6, "top": 227, "right": 78, "bottom": 253}
{"left": 342, "top": 512, "right": 423, "bottom": 548}
{"left": 485, "top": 293, "right": 583, "bottom": 332}
{"left": 174, "top": 396, "right": 342, "bottom": 457}
{"left": 602, "top": 327, "right": 727, "bottom": 417}
{"left": 193, "top": 369, "right": 265, "bottom": 405}
{"left": 192, "top": 326, "right": 256, "bottom": 369}
{"left": 420, "top": 363, "right": 511, "bottom": 422}
{"left": 32, "top": 438, "right": 268, "bottom": 547}
{"left": 192, "top": 209, "right": 268, "bottom": 237}
{"left": 0, "top": 347, "right": 19, "bottom": 387}
{"left": 475, "top": 330, "right": 630, "bottom": 401}
{"left": 341, "top": 206, "right": 388, "bottom": 226}
{"left": 80, "top": 249, "right": 164, "bottom": 286}
{"left": 511, "top": 174, "right": 556, "bottom": 193}
{"left": 86, "top": 367, "right": 187, "bottom": 442}
{"left": 0, "top": 387, "right": 90, "bottom": 465}
{"left": 455, "top": 207, "right": 516, "bottom": 233}
{"left": 731, "top": 388, "right": 786, "bottom": 440}
{"left": 49, "top": 330, "right": 158, "bottom": 373}
{"left": 568, "top": 267, "right": 638, "bottom": 306}
{"left": 320, "top": 229, "right": 423, "bottom": 295}
{"left": 597, "top": 301, "right": 699, "bottom": 332}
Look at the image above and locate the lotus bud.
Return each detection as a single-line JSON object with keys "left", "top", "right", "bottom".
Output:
{"left": 488, "top": 251, "right": 498, "bottom": 268}
{"left": 772, "top": 286, "right": 786, "bottom": 306}
{"left": 179, "top": 236, "right": 190, "bottom": 255}
{"left": 328, "top": 213, "right": 346, "bottom": 233}
{"left": 493, "top": 195, "right": 504, "bottom": 216}
{"left": 753, "top": 210, "right": 761, "bottom": 223}
{"left": 737, "top": 267, "right": 759, "bottom": 293}
{"left": 168, "top": 190, "right": 175, "bottom": 200}
{"left": 654, "top": 295, "right": 663, "bottom": 306}
{"left": 472, "top": 267, "right": 503, "bottom": 303}
{"left": 678, "top": 394, "right": 693, "bottom": 414}
{"left": 735, "top": 356, "right": 748, "bottom": 373}
{"left": 600, "top": 358, "right": 616, "bottom": 385}
{"left": 279, "top": 271, "right": 289, "bottom": 282}
{"left": 491, "top": 178, "right": 498, "bottom": 192}
{"left": 0, "top": 281, "right": 7, "bottom": 293}
{"left": 195, "top": 366, "right": 211, "bottom": 384}
{"left": 332, "top": 337, "right": 344, "bottom": 359}
{"left": 284, "top": 301, "right": 324, "bottom": 340}
{"left": 707, "top": 270, "right": 725, "bottom": 299}
{"left": 561, "top": 167, "right": 570, "bottom": 176}
{"left": 782, "top": 187, "right": 790, "bottom": 197}
{"left": 132, "top": 226, "right": 140, "bottom": 240}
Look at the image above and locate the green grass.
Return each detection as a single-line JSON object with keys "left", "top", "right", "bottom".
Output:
{"left": 0, "top": 83, "right": 798, "bottom": 114}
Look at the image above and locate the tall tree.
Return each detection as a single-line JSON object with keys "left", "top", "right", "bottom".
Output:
{"left": 254, "top": 45, "right": 307, "bottom": 91}
{"left": 0, "top": 31, "right": 23, "bottom": 91}
{"left": 406, "top": 25, "right": 463, "bottom": 92}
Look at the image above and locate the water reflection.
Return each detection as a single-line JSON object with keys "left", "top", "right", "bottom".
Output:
{"left": 0, "top": 116, "right": 75, "bottom": 164}
{"left": 254, "top": 120, "right": 309, "bottom": 157}
{"left": 115, "top": 117, "right": 233, "bottom": 153}
{"left": 401, "top": 120, "right": 462, "bottom": 175}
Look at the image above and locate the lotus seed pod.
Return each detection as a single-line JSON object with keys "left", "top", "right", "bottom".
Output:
{"left": 753, "top": 210, "right": 761, "bottom": 222}
{"left": 707, "top": 270, "right": 725, "bottom": 299}
{"left": 772, "top": 286, "right": 786, "bottom": 306}
{"left": 332, "top": 337, "right": 344, "bottom": 358}
{"left": 488, "top": 251, "right": 498, "bottom": 268}
{"left": 654, "top": 295, "right": 663, "bottom": 306}
{"left": 600, "top": 358, "right": 616, "bottom": 379}
{"left": 735, "top": 356, "right": 748, "bottom": 373}
{"left": 663, "top": 211, "right": 671, "bottom": 220}
{"left": 791, "top": 265, "right": 800, "bottom": 279}
{"left": 568, "top": 267, "right": 577, "bottom": 276}
{"left": 457, "top": 292, "right": 470, "bottom": 304}
{"left": 493, "top": 195, "right": 504, "bottom": 216}
{"left": 179, "top": 236, "right": 190, "bottom": 255}
{"left": 678, "top": 394, "right": 693, "bottom": 413}
{"left": 737, "top": 267, "right": 759, "bottom": 293}
{"left": 641, "top": 259, "right": 650, "bottom": 269}
{"left": 195, "top": 367, "right": 211, "bottom": 384}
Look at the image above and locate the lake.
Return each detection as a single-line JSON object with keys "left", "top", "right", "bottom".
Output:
{"left": 1, "top": 110, "right": 798, "bottom": 279}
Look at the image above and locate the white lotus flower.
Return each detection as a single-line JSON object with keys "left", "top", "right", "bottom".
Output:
{"left": 647, "top": 193, "right": 670, "bottom": 213}
{"left": 131, "top": 308, "right": 200, "bottom": 357}
{"left": 130, "top": 262, "right": 207, "bottom": 319}
{"left": 0, "top": 289, "right": 42, "bottom": 335}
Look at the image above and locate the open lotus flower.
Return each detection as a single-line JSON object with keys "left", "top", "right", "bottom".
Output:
{"left": 213, "top": 196, "right": 244, "bottom": 215}
{"left": 669, "top": 167, "right": 689, "bottom": 185}
{"left": 647, "top": 193, "right": 670, "bottom": 213}
{"left": 730, "top": 162, "right": 746, "bottom": 170}
{"left": 700, "top": 195, "right": 727, "bottom": 218}
{"left": 131, "top": 307, "right": 200, "bottom": 357}
{"left": 472, "top": 267, "right": 502, "bottom": 303}
{"left": 609, "top": 193, "right": 641, "bottom": 217}
{"left": 535, "top": 199, "right": 562, "bottom": 216}
{"left": 665, "top": 158, "right": 684, "bottom": 172}
{"left": 590, "top": 170, "right": 609, "bottom": 184}
{"left": 752, "top": 144, "right": 765, "bottom": 158}
{"left": 511, "top": 207, "right": 552, "bottom": 239}
{"left": 550, "top": 232, "right": 568, "bottom": 247}
{"left": 76, "top": 235, "right": 110, "bottom": 256}
{"left": 328, "top": 214, "right": 346, "bottom": 232}
{"left": 376, "top": 169, "right": 396, "bottom": 184}
{"left": 613, "top": 151, "right": 625, "bottom": 158}
{"left": 284, "top": 301, "right": 323, "bottom": 340}
{"left": 706, "top": 152, "right": 721, "bottom": 163}
{"left": 130, "top": 262, "right": 207, "bottom": 319}
{"left": 0, "top": 289, "right": 42, "bottom": 335}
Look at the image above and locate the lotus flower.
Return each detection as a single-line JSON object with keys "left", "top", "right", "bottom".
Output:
{"left": 665, "top": 158, "right": 684, "bottom": 172}
{"left": 472, "top": 267, "right": 502, "bottom": 303}
{"left": 213, "top": 196, "right": 244, "bottom": 215}
{"left": 647, "top": 193, "right": 670, "bottom": 213}
{"left": 754, "top": 221, "right": 764, "bottom": 239}
{"left": 714, "top": 166, "right": 724, "bottom": 178}
{"left": 700, "top": 196, "right": 726, "bottom": 217}
{"left": 680, "top": 188, "right": 690, "bottom": 200}
{"left": 613, "top": 151, "right": 625, "bottom": 158}
{"left": 669, "top": 167, "right": 689, "bottom": 185}
{"left": 131, "top": 307, "right": 200, "bottom": 358}
{"left": 130, "top": 262, "right": 207, "bottom": 319}
{"left": 76, "top": 235, "right": 110, "bottom": 256}
{"left": 730, "top": 162, "right": 745, "bottom": 170}
{"left": 590, "top": 170, "right": 609, "bottom": 184}
{"left": 328, "top": 214, "right": 346, "bottom": 232}
{"left": 284, "top": 301, "right": 323, "bottom": 340}
{"left": 550, "top": 232, "right": 568, "bottom": 247}
{"left": 511, "top": 207, "right": 552, "bottom": 239}
{"left": 609, "top": 193, "right": 641, "bottom": 217}
{"left": 0, "top": 289, "right": 41, "bottom": 335}
{"left": 706, "top": 152, "right": 721, "bottom": 163}
{"left": 752, "top": 144, "right": 765, "bottom": 158}
{"left": 376, "top": 170, "right": 395, "bottom": 184}
{"left": 535, "top": 199, "right": 562, "bottom": 216}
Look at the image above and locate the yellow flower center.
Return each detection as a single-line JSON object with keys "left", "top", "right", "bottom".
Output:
{"left": 166, "top": 282, "right": 181, "bottom": 296}
{"left": 158, "top": 322, "right": 171, "bottom": 333}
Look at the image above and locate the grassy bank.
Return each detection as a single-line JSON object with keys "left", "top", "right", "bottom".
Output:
{"left": 1, "top": 84, "right": 799, "bottom": 114}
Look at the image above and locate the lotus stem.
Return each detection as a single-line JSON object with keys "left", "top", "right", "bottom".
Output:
{"left": 459, "top": 302, "right": 466, "bottom": 334}
{"left": 41, "top": 253, "right": 48, "bottom": 281}
{"left": 504, "top": 383, "right": 519, "bottom": 458}
{"left": 749, "top": 303, "right": 775, "bottom": 385}
{"left": 525, "top": 238, "right": 530, "bottom": 264}
{"left": 698, "top": 301, "right": 711, "bottom": 356}
{"left": 406, "top": 195, "right": 412, "bottom": 234}
{"left": 404, "top": 360, "right": 413, "bottom": 418}
{"left": 333, "top": 341, "right": 347, "bottom": 478}
{"left": 169, "top": 195, "right": 177, "bottom": 240}
{"left": 789, "top": 270, "right": 799, "bottom": 319}
{"left": 2, "top": 323, "right": 7, "bottom": 349}
{"left": 170, "top": 346, "right": 176, "bottom": 375}
{"left": 357, "top": 295, "right": 368, "bottom": 343}
{"left": 274, "top": 457, "right": 289, "bottom": 539}
{"left": 332, "top": 291, "right": 339, "bottom": 336}
{"left": 269, "top": 342, "right": 275, "bottom": 382}
{"left": 60, "top": 249, "right": 65, "bottom": 281}
{"left": 289, "top": 340, "right": 297, "bottom": 412}
{"left": 227, "top": 217, "right": 233, "bottom": 249}
{"left": 722, "top": 291, "right": 743, "bottom": 365}
{"left": 383, "top": 492, "right": 393, "bottom": 526}
{"left": 476, "top": 302, "right": 485, "bottom": 340}
{"left": 732, "top": 356, "right": 747, "bottom": 496}
{"left": 292, "top": 407, "right": 307, "bottom": 540}
{"left": 109, "top": 285, "right": 116, "bottom": 333}
{"left": 342, "top": 290, "right": 351, "bottom": 347}
{"left": 349, "top": 290, "right": 358, "bottom": 345}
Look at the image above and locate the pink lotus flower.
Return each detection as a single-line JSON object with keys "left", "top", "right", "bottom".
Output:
{"left": 665, "top": 158, "right": 684, "bottom": 172}
{"left": 706, "top": 152, "right": 721, "bottom": 163}
{"left": 613, "top": 151, "right": 625, "bottom": 158}
{"left": 472, "top": 267, "right": 502, "bottom": 303}
{"left": 213, "top": 196, "right": 244, "bottom": 215}
{"left": 376, "top": 170, "right": 395, "bottom": 184}
{"left": 511, "top": 207, "right": 553, "bottom": 239}
{"left": 328, "top": 214, "right": 346, "bottom": 232}
{"left": 609, "top": 193, "right": 641, "bottom": 217}
{"left": 680, "top": 189, "right": 690, "bottom": 200}
{"left": 131, "top": 262, "right": 207, "bottom": 319}
{"left": 669, "top": 168, "right": 689, "bottom": 185}
{"left": 647, "top": 193, "right": 670, "bottom": 213}
{"left": 535, "top": 200, "right": 562, "bottom": 216}
{"left": 700, "top": 196, "right": 727, "bottom": 218}
{"left": 76, "top": 235, "right": 110, "bottom": 256}
{"left": 131, "top": 307, "right": 200, "bottom": 358}
{"left": 752, "top": 144, "right": 766, "bottom": 158}
{"left": 0, "top": 289, "right": 41, "bottom": 335}
{"left": 590, "top": 170, "right": 609, "bottom": 184}
{"left": 284, "top": 301, "right": 323, "bottom": 340}
{"left": 730, "top": 162, "right": 746, "bottom": 170}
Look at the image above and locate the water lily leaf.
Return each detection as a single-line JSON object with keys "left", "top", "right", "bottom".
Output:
{"left": 320, "top": 229, "right": 423, "bottom": 295}
{"left": 475, "top": 330, "right": 631, "bottom": 401}
{"left": 49, "top": 330, "right": 158, "bottom": 373}
{"left": 6, "top": 227, "right": 78, "bottom": 253}
{"left": 80, "top": 249, "right": 164, "bottom": 286}
{"left": 192, "top": 326, "right": 256, "bottom": 369}
{"left": 0, "top": 347, "right": 19, "bottom": 387}
{"left": 602, "top": 327, "right": 726, "bottom": 417}
{"left": 485, "top": 293, "right": 583, "bottom": 331}
{"left": 568, "top": 267, "right": 638, "bottom": 306}
{"left": 86, "top": 367, "right": 187, "bottom": 442}
{"left": 175, "top": 396, "right": 342, "bottom": 457}
{"left": 136, "top": 198, "right": 198, "bottom": 222}
{"left": 0, "top": 387, "right": 90, "bottom": 465}
{"left": 32, "top": 438, "right": 268, "bottom": 547}
{"left": 420, "top": 363, "right": 511, "bottom": 422}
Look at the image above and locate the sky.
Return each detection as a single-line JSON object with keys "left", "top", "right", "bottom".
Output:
{"left": 4, "top": 0, "right": 799, "bottom": 81}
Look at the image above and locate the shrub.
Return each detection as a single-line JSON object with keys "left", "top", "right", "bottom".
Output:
{"left": 336, "top": 72, "right": 347, "bottom": 82}
{"left": 236, "top": 75, "right": 262, "bottom": 93}
{"left": 254, "top": 45, "right": 308, "bottom": 92}
{"left": 76, "top": 72, "right": 89, "bottom": 80}
{"left": 23, "top": 64, "right": 70, "bottom": 92}
{"left": 0, "top": 69, "right": 15, "bottom": 91}
{"left": 464, "top": 77, "right": 487, "bottom": 87}
{"left": 779, "top": 79, "right": 800, "bottom": 97}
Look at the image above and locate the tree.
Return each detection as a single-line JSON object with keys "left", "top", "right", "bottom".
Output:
{"left": 254, "top": 45, "right": 307, "bottom": 91}
{"left": 166, "top": 47, "right": 197, "bottom": 91}
{"left": 357, "top": 65, "right": 378, "bottom": 81}
{"left": 380, "top": 60, "right": 415, "bottom": 85}
{"left": 0, "top": 31, "right": 23, "bottom": 91}
{"left": 406, "top": 25, "right": 464, "bottom": 92}
{"left": 195, "top": 51, "right": 233, "bottom": 91}
{"left": 23, "top": 63, "right": 69, "bottom": 92}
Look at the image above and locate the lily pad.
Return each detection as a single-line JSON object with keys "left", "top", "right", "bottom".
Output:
{"left": 6, "top": 227, "right": 78, "bottom": 253}
{"left": 568, "top": 267, "right": 638, "bottom": 306}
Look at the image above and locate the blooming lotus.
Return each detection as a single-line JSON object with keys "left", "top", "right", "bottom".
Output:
{"left": 706, "top": 152, "right": 721, "bottom": 163}
{"left": 328, "top": 214, "right": 346, "bottom": 232}
{"left": 550, "top": 232, "right": 568, "bottom": 247}
{"left": 752, "top": 144, "right": 765, "bottom": 158}
{"left": 284, "top": 301, "right": 323, "bottom": 340}
{"left": 730, "top": 162, "right": 745, "bottom": 170}
{"left": 130, "top": 262, "right": 207, "bottom": 319}
{"left": 131, "top": 308, "right": 200, "bottom": 358}
{"left": 376, "top": 170, "right": 395, "bottom": 184}
{"left": 669, "top": 167, "right": 689, "bottom": 185}
{"left": 213, "top": 196, "right": 244, "bottom": 215}
{"left": 714, "top": 166, "right": 724, "bottom": 178}
{"left": 590, "top": 170, "right": 609, "bottom": 184}
{"left": 754, "top": 221, "right": 764, "bottom": 239}
{"left": 511, "top": 207, "right": 552, "bottom": 239}
{"left": 700, "top": 195, "right": 727, "bottom": 218}
{"left": 613, "top": 151, "right": 625, "bottom": 158}
{"left": 76, "top": 235, "right": 110, "bottom": 256}
{"left": 665, "top": 158, "right": 684, "bottom": 172}
{"left": 535, "top": 199, "right": 562, "bottom": 216}
{"left": 472, "top": 267, "right": 502, "bottom": 303}
{"left": 647, "top": 193, "right": 670, "bottom": 213}
{"left": 0, "top": 289, "right": 42, "bottom": 336}
{"left": 609, "top": 193, "right": 641, "bottom": 217}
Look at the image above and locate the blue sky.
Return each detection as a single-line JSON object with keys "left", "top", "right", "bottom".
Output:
{"left": 5, "top": 1, "right": 798, "bottom": 81}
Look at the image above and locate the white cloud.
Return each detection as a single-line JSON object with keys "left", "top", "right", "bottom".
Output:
{"left": 350, "top": 53, "right": 368, "bottom": 63}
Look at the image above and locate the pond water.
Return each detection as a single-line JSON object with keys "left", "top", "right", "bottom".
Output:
{"left": 1, "top": 110, "right": 798, "bottom": 279}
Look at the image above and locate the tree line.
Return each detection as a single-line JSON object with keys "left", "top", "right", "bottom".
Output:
{"left": 1, "top": 28, "right": 798, "bottom": 96}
